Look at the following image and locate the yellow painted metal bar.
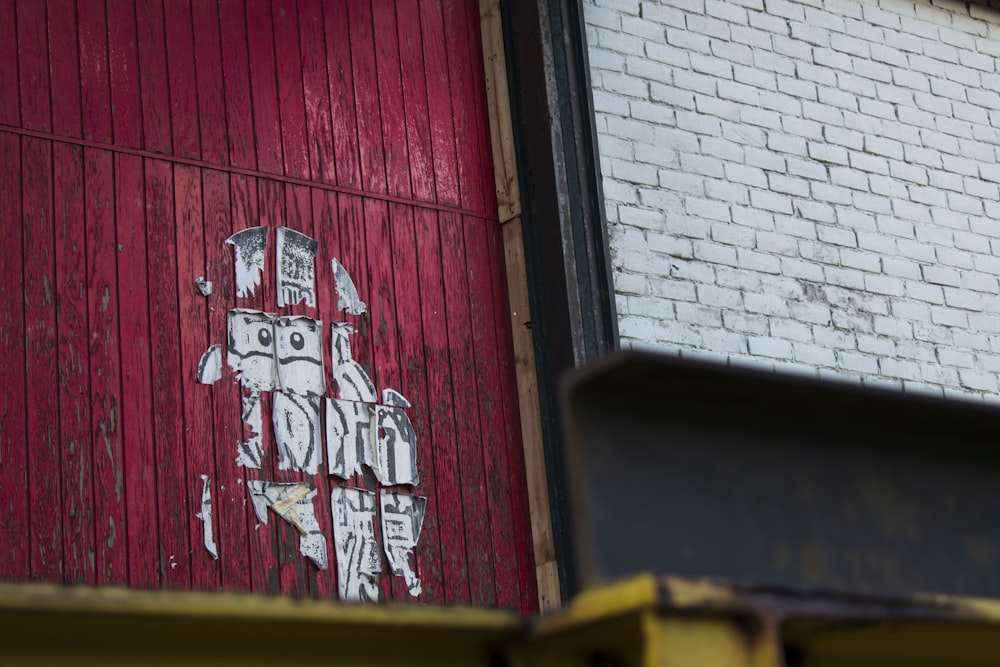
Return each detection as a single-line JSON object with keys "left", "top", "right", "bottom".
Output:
{"left": 0, "top": 583, "right": 523, "bottom": 667}
{"left": 8, "top": 577, "right": 1000, "bottom": 666}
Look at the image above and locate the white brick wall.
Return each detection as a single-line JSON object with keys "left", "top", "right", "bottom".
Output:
{"left": 587, "top": 0, "right": 1000, "bottom": 400}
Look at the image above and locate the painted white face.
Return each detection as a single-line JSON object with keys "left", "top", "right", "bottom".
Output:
{"left": 227, "top": 309, "right": 278, "bottom": 392}
{"left": 275, "top": 316, "right": 325, "bottom": 395}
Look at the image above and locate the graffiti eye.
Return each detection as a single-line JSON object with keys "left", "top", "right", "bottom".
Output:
{"left": 290, "top": 332, "right": 305, "bottom": 350}
{"left": 257, "top": 327, "right": 272, "bottom": 347}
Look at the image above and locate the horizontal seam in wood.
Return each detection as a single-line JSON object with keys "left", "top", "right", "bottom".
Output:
{"left": 0, "top": 124, "right": 496, "bottom": 222}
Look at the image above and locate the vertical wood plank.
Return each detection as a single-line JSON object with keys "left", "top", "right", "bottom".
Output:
{"left": 440, "top": 213, "right": 496, "bottom": 607}
{"left": 495, "top": 218, "right": 544, "bottom": 612}
{"left": 23, "top": 137, "right": 62, "bottom": 580}
{"left": 78, "top": 0, "right": 112, "bottom": 143}
{"left": 146, "top": 158, "right": 190, "bottom": 587}
{"left": 135, "top": 0, "right": 172, "bottom": 154}
{"left": 420, "top": 0, "right": 459, "bottom": 207}
{"left": 372, "top": 1, "right": 410, "bottom": 200}
{"left": 0, "top": 133, "right": 29, "bottom": 580}
{"left": 273, "top": 0, "right": 309, "bottom": 180}
{"left": 18, "top": 0, "right": 52, "bottom": 131}
{"left": 280, "top": 182, "right": 324, "bottom": 597}
{"left": 415, "top": 211, "right": 470, "bottom": 604}
{"left": 192, "top": 0, "right": 228, "bottom": 166}
{"left": 235, "top": 174, "right": 280, "bottom": 595}
{"left": 164, "top": 0, "right": 201, "bottom": 159}
{"left": 228, "top": 173, "right": 276, "bottom": 594}
{"left": 463, "top": 0, "right": 497, "bottom": 218}
{"left": 386, "top": 203, "right": 447, "bottom": 603}
{"left": 364, "top": 198, "right": 401, "bottom": 602}
{"left": 441, "top": 0, "right": 481, "bottom": 212}
{"left": 86, "top": 147, "right": 128, "bottom": 585}
{"left": 257, "top": 177, "right": 307, "bottom": 598}
{"left": 116, "top": 152, "right": 159, "bottom": 587}
{"left": 203, "top": 168, "right": 251, "bottom": 592}
{"left": 323, "top": 0, "right": 361, "bottom": 189}
{"left": 311, "top": 187, "right": 339, "bottom": 599}
{"left": 47, "top": 0, "right": 81, "bottom": 138}
{"left": 246, "top": 0, "right": 283, "bottom": 174}
{"left": 464, "top": 216, "right": 519, "bottom": 609}
{"left": 54, "top": 142, "right": 95, "bottom": 585}
{"left": 0, "top": 0, "right": 20, "bottom": 126}
{"left": 107, "top": 0, "right": 142, "bottom": 148}
{"left": 335, "top": 193, "right": 374, "bottom": 401}
{"left": 396, "top": 0, "right": 435, "bottom": 204}
{"left": 348, "top": 0, "right": 387, "bottom": 195}
{"left": 478, "top": 0, "right": 519, "bottom": 223}
{"left": 298, "top": 2, "right": 335, "bottom": 184}
{"left": 219, "top": 0, "right": 255, "bottom": 170}
{"left": 175, "top": 164, "right": 219, "bottom": 589}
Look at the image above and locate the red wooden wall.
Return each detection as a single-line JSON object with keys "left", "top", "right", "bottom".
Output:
{"left": 0, "top": 0, "right": 536, "bottom": 611}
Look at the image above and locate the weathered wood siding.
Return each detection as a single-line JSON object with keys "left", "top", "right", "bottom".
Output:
{"left": 0, "top": 0, "right": 536, "bottom": 611}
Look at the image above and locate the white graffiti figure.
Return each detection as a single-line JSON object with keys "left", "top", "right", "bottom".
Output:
{"left": 196, "top": 226, "right": 425, "bottom": 601}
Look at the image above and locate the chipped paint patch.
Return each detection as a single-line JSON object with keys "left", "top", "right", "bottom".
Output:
{"left": 194, "top": 275, "right": 213, "bottom": 296}
{"left": 247, "top": 481, "right": 328, "bottom": 570}
{"left": 276, "top": 227, "right": 318, "bottom": 308}
{"left": 331, "top": 487, "right": 381, "bottom": 601}
{"left": 381, "top": 491, "right": 427, "bottom": 597}
{"left": 197, "top": 474, "right": 219, "bottom": 560}
{"left": 332, "top": 257, "right": 366, "bottom": 315}
{"left": 226, "top": 226, "right": 268, "bottom": 298}
{"left": 197, "top": 344, "right": 223, "bottom": 385}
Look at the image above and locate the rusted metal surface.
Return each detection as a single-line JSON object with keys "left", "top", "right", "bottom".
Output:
{"left": 561, "top": 350, "right": 1000, "bottom": 600}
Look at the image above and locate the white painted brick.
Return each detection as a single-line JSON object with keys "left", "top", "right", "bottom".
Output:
{"left": 738, "top": 248, "right": 782, "bottom": 273}
{"left": 634, "top": 143, "right": 680, "bottom": 167}
{"left": 591, "top": 0, "right": 1000, "bottom": 401}
{"left": 841, "top": 351, "right": 880, "bottom": 374}
{"left": 704, "top": 178, "right": 749, "bottom": 204}
{"left": 675, "top": 302, "right": 723, "bottom": 326}
{"left": 748, "top": 336, "right": 794, "bottom": 359}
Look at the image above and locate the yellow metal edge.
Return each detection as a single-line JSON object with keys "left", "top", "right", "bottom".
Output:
{"left": 0, "top": 582, "right": 525, "bottom": 633}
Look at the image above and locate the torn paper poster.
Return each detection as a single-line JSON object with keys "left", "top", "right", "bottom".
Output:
{"left": 380, "top": 491, "right": 426, "bottom": 597}
{"left": 382, "top": 388, "right": 411, "bottom": 408}
{"left": 226, "top": 226, "right": 268, "bottom": 298}
{"left": 331, "top": 486, "right": 381, "bottom": 601}
{"left": 275, "top": 316, "right": 325, "bottom": 395}
{"left": 331, "top": 322, "right": 377, "bottom": 402}
{"left": 273, "top": 391, "right": 323, "bottom": 474}
{"left": 194, "top": 276, "right": 213, "bottom": 296}
{"left": 326, "top": 397, "right": 375, "bottom": 478}
{"left": 276, "top": 227, "right": 318, "bottom": 308}
{"left": 227, "top": 309, "right": 278, "bottom": 392}
{"left": 247, "top": 481, "right": 328, "bottom": 570}
{"left": 332, "top": 258, "right": 366, "bottom": 315}
{"left": 196, "top": 474, "right": 219, "bottom": 559}
{"left": 236, "top": 391, "right": 264, "bottom": 469}
{"left": 197, "top": 344, "right": 223, "bottom": 385}
{"left": 375, "top": 404, "right": 419, "bottom": 486}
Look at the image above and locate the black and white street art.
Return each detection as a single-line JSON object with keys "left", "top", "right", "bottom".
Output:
{"left": 195, "top": 226, "right": 426, "bottom": 600}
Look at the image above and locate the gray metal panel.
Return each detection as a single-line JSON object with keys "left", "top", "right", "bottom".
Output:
{"left": 562, "top": 351, "right": 1000, "bottom": 598}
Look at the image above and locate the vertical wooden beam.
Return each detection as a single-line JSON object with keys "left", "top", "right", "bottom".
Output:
{"left": 478, "top": 0, "right": 561, "bottom": 612}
